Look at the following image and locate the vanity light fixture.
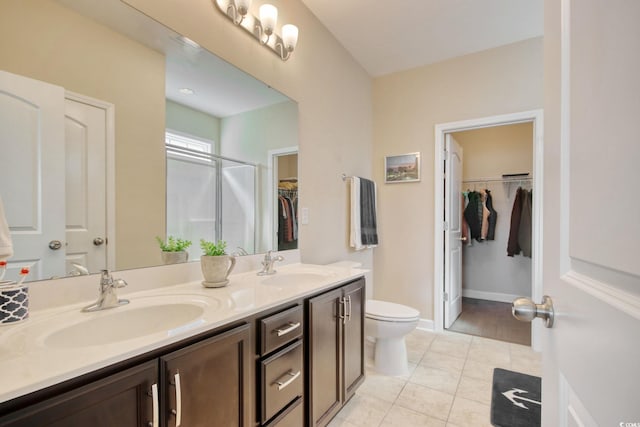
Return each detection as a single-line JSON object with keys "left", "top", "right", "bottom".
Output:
{"left": 213, "top": 0, "right": 299, "bottom": 61}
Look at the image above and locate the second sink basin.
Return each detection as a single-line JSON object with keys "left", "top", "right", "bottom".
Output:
{"left": 42, "top": 295, "right": 218, "bottom": 348}
{"left": 261, "top": 270, "right": 334, "bottom": 287}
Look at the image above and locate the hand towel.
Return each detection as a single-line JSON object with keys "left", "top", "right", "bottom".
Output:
{"left": 0, "top": 195, "right": 13, "bottom": 260}
{"left": 359, "top": 177, "right": 378, "bottom": 246}
{"left": 350, "top": 177, "right": 378, "bottom": 250}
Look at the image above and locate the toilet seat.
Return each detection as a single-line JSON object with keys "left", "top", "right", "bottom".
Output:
{"left": 366, "top": 299, "right": 419, "bottom": 322}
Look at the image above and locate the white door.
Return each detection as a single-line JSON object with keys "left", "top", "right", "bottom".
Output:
{"left": 64, "top": 97, "right": 108, "bottom": 275}
{"left": 0, "top": 71, "right": 65, "bottom": 281}
{"left": 540, "top": 0, "right": 640, "bottom": 424}
{"left": 444, "top": 134, "right": 463, "bottom": 328}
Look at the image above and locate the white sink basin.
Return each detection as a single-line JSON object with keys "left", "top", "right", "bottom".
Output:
{"left": 44, "top": 303, "right": 206, "bottom": 348}
{"left": 261, "top": 270, "right": 334, "bottom": 287}
{"left": 8, "top": 294, "right": 225, "bottom": 349}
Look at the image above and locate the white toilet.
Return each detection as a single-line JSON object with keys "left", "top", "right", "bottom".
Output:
{"left": 326, "top": 261, "right": 420, "bottom": 376}
{"left": 365, "top": 299, "right": 420, "bottom": 376}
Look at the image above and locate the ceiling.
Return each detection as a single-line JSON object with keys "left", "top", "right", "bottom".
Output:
{"left": 59, "top": 0, "right": 290, "bottom": 118}
{"left": 300, "top": 0, "right": 544, "bottom": 77}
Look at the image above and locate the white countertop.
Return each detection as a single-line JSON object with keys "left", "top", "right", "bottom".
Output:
{"left": 0, "top": 263, "right": 366, "bottom": 404}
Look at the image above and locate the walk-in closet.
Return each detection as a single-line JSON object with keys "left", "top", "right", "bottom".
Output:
{"left": 276, "top": 153, "right": 298, "bottom": 251}
{"left": 446, "top": 122, "right": 533, "bottom": 345}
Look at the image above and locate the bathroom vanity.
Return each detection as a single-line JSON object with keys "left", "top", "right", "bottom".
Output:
{"left": 0, "top": 264, "right": 365, "bottom": 427}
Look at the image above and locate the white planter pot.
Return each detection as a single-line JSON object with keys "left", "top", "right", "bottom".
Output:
{"left": 200, "top": 255, "right": 236, "bottom": 287}
{"left": 161, "top": 251, "right": 189, "bottom": 265}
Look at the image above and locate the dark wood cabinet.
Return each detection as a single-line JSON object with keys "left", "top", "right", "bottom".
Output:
{"left": 342, "top": 280, "right": 366, "bottom": 402}
{"left": 161, "top": 323, "right": 252, "bottom": 427}
{"left": 307, "top": 278, "right": 365, "bottom": 427}
{"left": 0, "top": 360, "right": 157, "bottom": 427}
{"left": 257, "top": 305, "right": 304, "bottom": 426}
{"left": 0, "top": 276, "right": 367, "bottom": 427}
{"left": 0, "top": 324, "right": 252, "bottom": 427}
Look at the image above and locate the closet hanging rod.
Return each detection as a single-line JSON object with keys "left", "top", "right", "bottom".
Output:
{"left": 462, "top": 177, "right": 533, "bottom": 184}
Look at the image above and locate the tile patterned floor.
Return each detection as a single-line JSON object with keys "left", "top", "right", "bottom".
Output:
{"left": 328, "top": 329, "right": 541, "bottom": 427}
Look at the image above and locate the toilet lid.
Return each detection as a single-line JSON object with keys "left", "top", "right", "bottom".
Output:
{"left": 366, "top": 299, "right": 420, "bottom": 321}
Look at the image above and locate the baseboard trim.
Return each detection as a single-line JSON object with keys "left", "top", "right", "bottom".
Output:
{"left": 462, "top": 289, "right": 523, "bottom": 303}
{"left": 417, "top": 318, "right": 434, "bottom": 331}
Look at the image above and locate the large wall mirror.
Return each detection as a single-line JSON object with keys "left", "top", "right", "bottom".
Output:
{"left": 0, "top": 0, "right": 299, "bottom": 283}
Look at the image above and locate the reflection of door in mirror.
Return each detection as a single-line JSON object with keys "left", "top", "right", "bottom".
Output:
{"left": 275, "top": 153, "right": 299, "bottom": 251}
{"left": 0, "top": 71, "right": 112, "bottom": 281}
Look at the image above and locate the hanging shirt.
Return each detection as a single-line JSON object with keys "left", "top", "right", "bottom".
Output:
{"left": 518, "top": 190, "right": 533, "bottom": 257}
{"left": 485, "top": 189, "right": 498, "bottom": 241}
{"left": 507, "top": 188, "right": 523, "bottom": 256}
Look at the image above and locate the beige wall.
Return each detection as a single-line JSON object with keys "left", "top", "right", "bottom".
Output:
{"left": 123, "top": 0, "right": 374, "bottom": 271}
{"left": 166, "top": 100, "right": 221, "bottom": 152}
{"left": 0, "top": 0, "right": 166, "bottom": 271}
{"left": 373, "top": 37, "right": 543, "bottom": 319}
{"left": 454, "top": 122, "right": 533, "bottom": 180}
{"left": 278, "top": 155, "right": 298, "bottom": 180}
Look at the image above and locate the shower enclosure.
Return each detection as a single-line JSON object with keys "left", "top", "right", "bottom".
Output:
{"left": 166, "top": 144, "right": 256, "bottom": 260}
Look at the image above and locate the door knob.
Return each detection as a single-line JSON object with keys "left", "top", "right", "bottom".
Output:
{"left": 93, "top": 237, "right": 105, "bottom": 246}
{"left": 512, "top": 295, "right": 555, "bottom": 328}
{"left": 459, "top": 237, "right": 468, "bottom": 241}
{"left": 48, "top": 240, "right": 63, "bottom": 250}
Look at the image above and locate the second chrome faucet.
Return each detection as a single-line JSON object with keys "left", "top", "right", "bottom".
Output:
{"left": 257, "top": 251, "right": 284, "bottom": 276}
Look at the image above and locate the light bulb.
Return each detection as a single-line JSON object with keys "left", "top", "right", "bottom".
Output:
{"left": 281, "top": 24, "right": 299, "bottom": 51}
{"left": 235, "top": 0, "right": 251, "bottom": 16}
{"left": 259, "top": 4, "right": 278, "bottom": 35}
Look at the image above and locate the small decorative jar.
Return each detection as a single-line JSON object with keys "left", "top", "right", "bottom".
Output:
{"left": 0, "top": 283, "right": 29, "bottom": 325}
{"left": 0, "top": 266, "right": 30, "bottom": 325}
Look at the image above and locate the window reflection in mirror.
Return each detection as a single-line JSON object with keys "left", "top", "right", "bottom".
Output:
{"left": 0, "top": 0, "right": 298, "bottom": 282}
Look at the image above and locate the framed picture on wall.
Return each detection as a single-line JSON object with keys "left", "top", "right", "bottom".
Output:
{"left": 384, "top": 152, "right": 421, "bottom": 183}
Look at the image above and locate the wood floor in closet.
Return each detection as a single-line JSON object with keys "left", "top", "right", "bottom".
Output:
{"left": 447, "top": 297, "right": 531, "bottom": 346}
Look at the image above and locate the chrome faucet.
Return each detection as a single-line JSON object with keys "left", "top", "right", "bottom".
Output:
{"left": 232, "top": 247, "right": 249, "bottom": 257}
{"left": 82, "top": 270, "right": 130, "bottom": 312}
{"left": 257, "top": 250, "right": 284, "bottom": 276}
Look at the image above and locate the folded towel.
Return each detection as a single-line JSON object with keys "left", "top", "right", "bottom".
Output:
{"left": 0, "top": 195, "right": 13, "bottom": 260}
{"left": 350, "top": 177, "right": 378, "bottom": 250}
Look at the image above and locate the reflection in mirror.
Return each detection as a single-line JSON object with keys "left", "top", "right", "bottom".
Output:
{"left": 0, "top": 0, "right": 299, "bottom": 283}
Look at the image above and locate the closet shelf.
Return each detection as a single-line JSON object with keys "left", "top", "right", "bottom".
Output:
{"left": 462, "top": 176, "right": 532, "bottom": 184}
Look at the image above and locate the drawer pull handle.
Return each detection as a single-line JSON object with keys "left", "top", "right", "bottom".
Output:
{"left": 275, "top": 321, "right": 301, "bottom": 337}
{"left": 274, "top": 370, "right": 301, "bottom": 391}
{"left": 151, "top": 383, "right": 159, "bottom": 427}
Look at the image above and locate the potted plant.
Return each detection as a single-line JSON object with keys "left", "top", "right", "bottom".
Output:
{"left": 156, "top": 236, "right": 192, "bottom": 265}
{"left": 199, "top": 239, "right": 236, "bottom": 287}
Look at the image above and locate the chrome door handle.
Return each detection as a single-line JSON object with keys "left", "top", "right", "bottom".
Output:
{"left": 93, "top": 237, "right": 105, "bottom": 246}
{"left": 339, "top": 297, "right": 347, "bottom": 325}
{"left": 274, "top": 370, "right": 301, "bottom": 391}
{"left": 512, "top": 295, "right": 555, "bottom": 328}
{"left": 151, "top": 383, "right": 159, "bottom": 427}
{"left": 346, "top": 295, "right": 352, "bottom": 322}
{"left": 48, "top": 240, "right": 63, "bottom": 250}
{"left": 275, "top": 321, "right": 301, "bottom": 337}
{"left": 170, "top": 372, "right": 182, "bottom": 426}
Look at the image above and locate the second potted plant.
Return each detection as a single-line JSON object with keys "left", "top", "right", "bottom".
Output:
{"left": 200, "top": 239, "right": 236, "bottom": 287}
{"left": 156, "top": 236, "right": 192, "bottom": 265}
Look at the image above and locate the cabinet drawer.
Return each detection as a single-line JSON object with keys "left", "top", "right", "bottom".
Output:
{"left": 260, "top": 305, "right": 303, "bottom": 355}
{"left": 263, "top": 397, "right": 303, "bottom": 427}
{"left": 260, "top": 340, "right": 303, "bottom": 423}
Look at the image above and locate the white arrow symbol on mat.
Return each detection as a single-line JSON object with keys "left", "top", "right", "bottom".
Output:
{"left": 502, "top": 388, "right": 541, "bottom": 410}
